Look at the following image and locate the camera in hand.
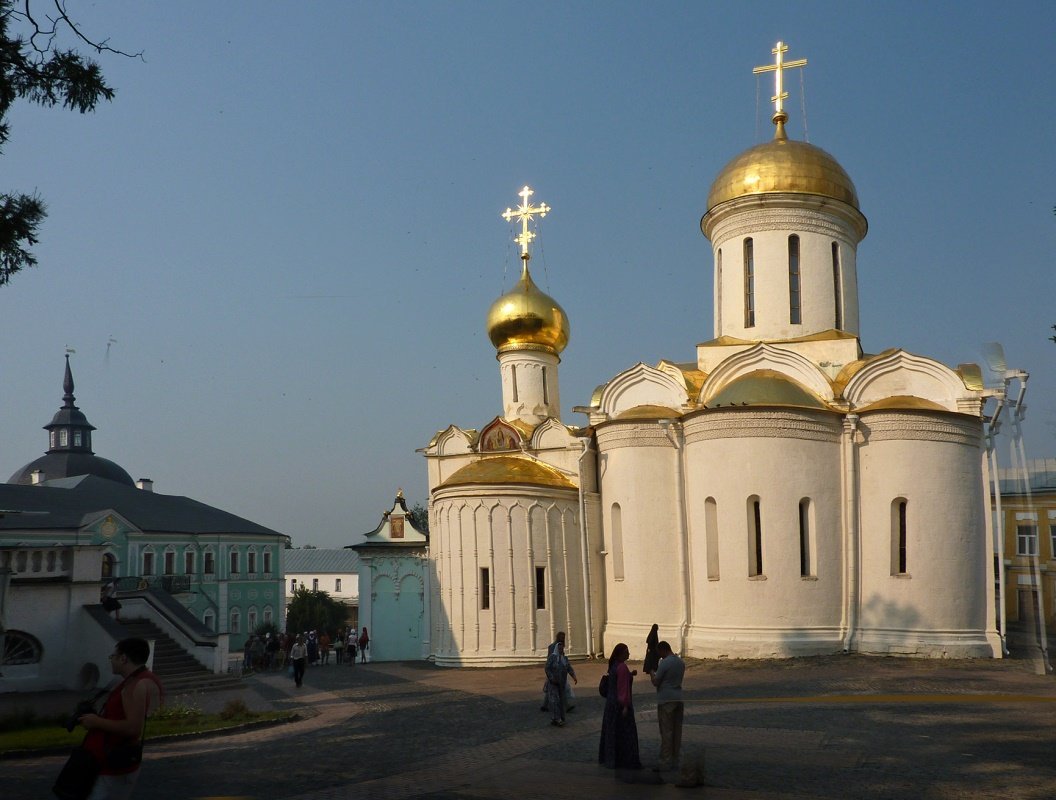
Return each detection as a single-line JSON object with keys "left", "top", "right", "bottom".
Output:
{"left": 64, "top": 699, "right": 98, "bottom": 732}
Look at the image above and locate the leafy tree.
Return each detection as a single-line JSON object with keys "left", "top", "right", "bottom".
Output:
{"left": 285, "top": 587, "right": 350, "bottom": 636}
{"left": 0, "top": 1, "right": 139, "bottom": 285}
{"left": 407, "top": 502, "right": 429, "bottom": 534}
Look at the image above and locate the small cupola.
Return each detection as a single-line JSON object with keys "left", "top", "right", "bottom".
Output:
{"left": 45, "top": 355, "right": 96, "bottom": 453}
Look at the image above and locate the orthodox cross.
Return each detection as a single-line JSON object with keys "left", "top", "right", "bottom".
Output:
{"left": 501, "top": 185, "right": 550, "bottom": 259}
{"left": 753, "top": 41, "right": 807, "bottom": 123}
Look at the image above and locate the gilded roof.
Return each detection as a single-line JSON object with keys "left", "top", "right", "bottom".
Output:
{"left": 707, "top": 369, "right": 829, "bottom": 410}
{"left": 699, "top": 329, "right": 858, "bottom": 348}
{"left": 613, "top": 405, "right": 682, "bottom": 421}
{"left": 706, "top": 136, "right": 860, "bottom": 212}
{"left": 486, "top": 263, "right": 569, "bottom": 355}
{"left": 437, "top": 455, "right": 577, "bottom": 491}
{"left": 854, "top": 395, "right": 952, "bottom": 413}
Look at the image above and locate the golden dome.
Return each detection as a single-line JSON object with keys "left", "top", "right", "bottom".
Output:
{"left": 706, "top": 133, "right": 860, "bottom": 212}
{"left": 438, "top": 455, "right": 577, "bottom": 491}
{"left": 486, "top": 262, "right": 569, "bottom": 355}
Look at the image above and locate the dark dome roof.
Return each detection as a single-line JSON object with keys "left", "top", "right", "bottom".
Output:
{"left": 9, "top": 453, "right": 135, "bottom": 487}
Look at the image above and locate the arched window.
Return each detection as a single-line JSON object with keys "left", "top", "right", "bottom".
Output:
{"left": 230, "top": 549, "right": 240, "bottom": 575}
{"left": 204, "top": 549, "right": 215, "bottom": 576}
{"left": 832, "top": 242, "right": 843, "bottom": 330}
{"left": 542, "top": 366, "right": 549, "bottom": 405}
{"left": 263, "top": 606, "right": 273, "bottom": 625}
{"left": 230, "top": 608, "right": 241, "bottom": 634}
{"left": 2, "top": 630, "right": 43, "bottom": 665}
{"left": 511, "top": 365, "right": 518, "bottom": 403}
{"left": 799, "top": 498, "right": 815, "bottom": 577}
{"left": 747, "top": 496, "right": 763, "bottom": 577}
{"left": 743, "top": 238, "right": 755, "bottom": 328}
{"left": 788, "top": 235, "right": 801, "bottom": 324}
{"left": 611, "top": 503, "right": 625, "bottom": 581}
{"left": 705, "top": 497, "right": 719, "bottom": 580}
{"left": 101, "top": 552, "right": 117, "bottom": 580}
{"left": 247, "top": 549, "right": 257, "bottom": 575}
{"left": 142, "top": 548, "right": 156, "bottom": 577}
{"left": 163, "top": 547, "right": 176, "bottom": 576}
{"left": 184, "top": 549, "right": 195, "bottom": 575}
{"left": 891, "top": 498, "right": 909, "bottom": 575}
{"left": 716, "top": 248, "right": 723, "bottom": 331}
{"left": 247, "top": 607, "right": 258, "bottom": 633}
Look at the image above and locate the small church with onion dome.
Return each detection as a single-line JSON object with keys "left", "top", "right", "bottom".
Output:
{"left": 422, "top": 41, "right": 1002, "bottom": 666}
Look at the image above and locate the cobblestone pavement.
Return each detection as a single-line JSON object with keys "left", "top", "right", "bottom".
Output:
{"left": 5, "top": 655, "right": 1056, "bottom": 799}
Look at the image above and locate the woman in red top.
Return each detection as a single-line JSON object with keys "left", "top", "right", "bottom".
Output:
{"left": 598, "top": 642, "right": 641, "bottom": 773}
{"left": 79, "top": 637, "right": 164, "bottom": 799}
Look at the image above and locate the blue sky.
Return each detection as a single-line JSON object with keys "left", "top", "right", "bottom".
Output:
{"left": 1, "top": 2, "right": 1053, "bottom": 547}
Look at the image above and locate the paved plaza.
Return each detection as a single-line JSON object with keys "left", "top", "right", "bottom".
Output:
{"left": 3, "top": 653, "right": 1056, "bottom": 799}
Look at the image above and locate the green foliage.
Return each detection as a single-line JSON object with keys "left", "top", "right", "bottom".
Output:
{"left": 218, "top": 698, "right": 251, "bottom": 720}
{"left": 285, "top": 586, "right": 350, "bottom": 635}
{"left": 152, "top": 699, "right": 202, "bottom": 721}
{"left": 408, "top": 501, "right": 430, "bottom": 533}
{"left": 254, "top": 619, "right": 280, "bottom": 639}
{"left": 0, "top": 1, "right": 124, "bottom": 285}
{"left": 0, "top": 706, "right": 37, "bottom": 731}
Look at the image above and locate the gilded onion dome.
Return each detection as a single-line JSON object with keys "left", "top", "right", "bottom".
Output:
{"left": 706, "top": 129, "right": 860, "bottom": 213}
{"left": 486, "top": 262, "right": 570, "bottom": 355}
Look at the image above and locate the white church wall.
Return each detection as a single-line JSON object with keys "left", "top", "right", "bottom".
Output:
{"left": 430, "top": 487, "right": 583, "bottom": 666}
{"left": 855, "top": 411, "right": 994, "bottom": 657}
{"left": 683, "top": 409, "right": 845, "bottom": 657}
{"left": 707, "top": 203, "right": 863, "bottom": 341}
{"left": 595, "top": 422, "right": 684, "bottom": 659}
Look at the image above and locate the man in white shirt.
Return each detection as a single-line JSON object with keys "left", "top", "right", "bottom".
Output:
{"left": 648, "top": 640, "right": 685, "bottom": 771}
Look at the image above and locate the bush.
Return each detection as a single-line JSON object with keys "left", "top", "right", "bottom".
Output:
{"left": 152, "top": 700, "right": 202, "bottom": 722}
{"left": 218, "top": 698, "right": 254, "bottom": 721}
{"left": 0, "top": 708, "right": 36, "bottom": 732}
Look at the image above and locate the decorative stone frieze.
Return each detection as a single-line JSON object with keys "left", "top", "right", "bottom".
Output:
{"left": 683, "top": 409, "right": 842, "bottom": 444}
{"left": 858, "top": 412, "right": 982, "bottom": 446}
{"left": 709, "top": 207, "right": 857, "bottom": 246}
{"left": 596, "top": 423, "right": 677, "bottom": 450}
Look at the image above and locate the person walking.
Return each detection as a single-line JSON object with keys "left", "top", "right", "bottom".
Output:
{"left": 334, "top": 632, "right": 345, "bottom": 665}
{"left": 100, "top": 580, "right": 122, "bottom": 621}
{"left": 598, "top": 642, "right": 642, "bottom": 776}
{"left": 290, "top": 634, "right": 307, "bottom": 687}
{"left": 320, "top": 630, "right": 332, "bottom": 665}
{"left": 75, "top": 637, "right": 164, "bottom": 799}
{"left": 643, "top": 623, "right": 660, "bottom": 675}
{"left": 544, "top": 638, "right": 577, "bottom": 727}
{"left": 648, "top": 640, "right": 686, "bottom": 773}
{"left": 358, "top": 627, "right": 369, "bottom": 663}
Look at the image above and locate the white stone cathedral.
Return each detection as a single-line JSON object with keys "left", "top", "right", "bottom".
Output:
{"left": 423, "top": 43, "right": 1001, "bottom": 666}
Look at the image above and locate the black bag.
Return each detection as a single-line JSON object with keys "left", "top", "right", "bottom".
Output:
{"left": 598, "top": 672, "right": 610, "bottom": 697}
{"left": 52, "top": 746, "right": 99, "bottom": 800}
{"left": 105, "top": 741, "right": 143, "bottom": 770}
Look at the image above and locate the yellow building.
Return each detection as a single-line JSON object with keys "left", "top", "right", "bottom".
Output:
{"left": 998, "top": 458, "right": 1056, "bottom": 628}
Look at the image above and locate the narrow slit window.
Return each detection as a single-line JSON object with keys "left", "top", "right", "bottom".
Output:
{"left": 788, "top": 235, "right": 801, "bottom": 324}
{"left": 743, "top": 238, "right": 755, "bottom": 328}
{"left": 542, "top": 366, "right": 549, "bottom": 405}
{"left": 832, "top": 242, "right": 843, "bottom": 330}
{"left": 611, "top": 503, "right": 625, "bottom": 581}
{"left": 748, "top": 497, "right": 763, "bottom": 577}
{"left": 892, "top": 499, "right": 908, "bottom": 574}
{"left": 480, "top": 567, "right": 491, "bottom": 609}
{"left": 230, "top": 551, "right": 239, "bottom": 574}
{"left": 716, "top": 249, "right": 723, "bottom": 332}
{"left": 511, "top": 365, "right": 518, "bottom": 403}
{"left": 535, "top": 566, "right": 546, "bottom": 609}
{"left": 799, "top": 498, "right": 814, "bottom": 577}
{"left": 335, "top": 578, "right": 342, "bottom": 592}
{"left": 705, "top": 497, "right": 720, "bottom": 580}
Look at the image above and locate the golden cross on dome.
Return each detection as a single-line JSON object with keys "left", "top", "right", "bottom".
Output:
{"left": 753, "top": 41, "right": 807, "bottom": 124}
{"left": 501, "top": 185, "right": 550, "bottom": 259}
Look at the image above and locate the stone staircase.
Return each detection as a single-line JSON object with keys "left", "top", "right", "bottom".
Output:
{"left": 118, "top": 618, "right": 243, "bottom": 694}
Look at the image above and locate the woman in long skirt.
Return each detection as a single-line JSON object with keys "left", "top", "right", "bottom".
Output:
{"left": 598, "top": 642, "right": 642, "bottom": 773}
{"left": 643, "top": 624, "right": 660, "bottom": 675}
